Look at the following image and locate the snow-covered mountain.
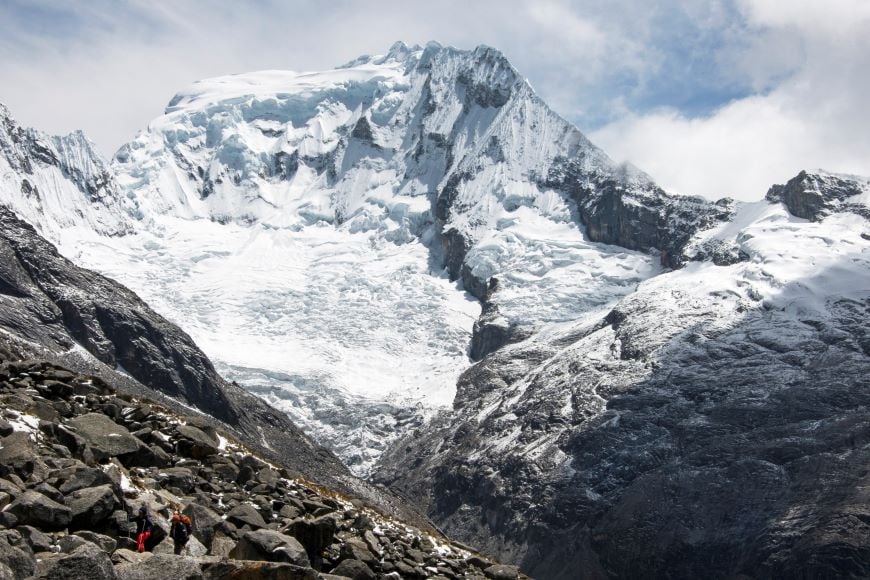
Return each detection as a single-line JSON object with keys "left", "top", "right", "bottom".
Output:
{"left": 0, "top": 104, "right": 134, "bottom": 239}
{"left": 49, "top": 41, "right": 724, "bottom": 476}
{"left": 1, "top": 41, "right": 868, "bottom": 579}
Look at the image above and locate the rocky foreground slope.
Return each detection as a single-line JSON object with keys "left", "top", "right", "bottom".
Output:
{"left": 0, "top": 202, "right": 430, "bottom": 526}
{"left": 0, "top": 351, "right": 518, "bottom": 579}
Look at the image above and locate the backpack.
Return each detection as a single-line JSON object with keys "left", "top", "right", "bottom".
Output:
{"left": 172, "top": 518, "right": 190, "bottom": 542}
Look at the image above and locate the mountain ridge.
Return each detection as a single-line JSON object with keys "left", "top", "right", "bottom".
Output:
{"left": 1, "top": 40, "right": 869, "bottom": 579}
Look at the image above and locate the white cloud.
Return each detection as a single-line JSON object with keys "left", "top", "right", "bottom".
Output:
{"left": 593, "top": 0, "right": 870, "bottom": 200}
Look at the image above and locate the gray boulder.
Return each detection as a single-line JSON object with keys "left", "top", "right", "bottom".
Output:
{"left": 56, "top": 464, "right": 113, "bottom": 494}
{"left": 0, "top": 432, "right": 42, "bottom": 480}
{"left": 65, "top": 484, "right": 117, "bottom": 529}
{"left": 200, "top": 560, "right": 318, "bottom": 579}
{"left": 18, "top": 526, "right": 53, "bottom": 553}
{"left": 339, "top": 539, "right": 376, "bottom": 566}
{"left": 0, "top": 537, "right": 35, "bottom": 579}
{"left": 155, "top": 467, "right": 196, "bottom": 493}
{"left": 175, "top": 425, "right": 219, "bottom": 459}
{"left": 57, "top": 535, "right": 90, "bottom": 554}
{"left": 285, "top": 514, "right": 337, "bottom": 566}
{"left": 229, "top": 530, "right": 310, "bottom": 567}
{"left": 114, "top": 554, "right": 201, "bottom": 580}
{"left": 66, "top": 413, "right": 140, "bottom": 461}
{"left": 484, "top": 564, "right": 521, "bottom": 579}
{"left": 73, "top": 531, "right": 117, "bottom": 554}
{"left": 329, "top": 558, "right": 376, "bottom": 580}
{"left": 110, "top": 549, "right": 151, "bottom": 565}
{"left": 35, "top": 542, "right": 116, "bottom": 580}
{"left": 182, "top": 503, "right": 221, "bottom": 550}
{"left": 226, "top": 503, "right": 267, "bottom": 529}
{"left": 5, "top": 490, "right": 71, "bottom": 530}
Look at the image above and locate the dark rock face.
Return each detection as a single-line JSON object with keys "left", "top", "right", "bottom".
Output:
{"left": 0, "top": 206, "right": 237, "bottom": 424}
{"left": 376, "top": 292, "right": 870, "bottom": 579}
{"left": 766, "top": 170, "right": 869, "bottom": 221}
{"left": 468, "top": 278, "right": 533, "bottom": 361}
{"left": 545, "top": 159, "right": 731, "bottom": 269}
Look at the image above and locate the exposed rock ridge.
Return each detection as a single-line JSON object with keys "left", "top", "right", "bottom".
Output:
{"left": 766, "top": 169, "right": 870, "bottom": 221}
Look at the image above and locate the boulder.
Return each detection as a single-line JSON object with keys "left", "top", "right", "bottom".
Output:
{"left": 329, "top": 558, "right": 376, "bottom": 580}
{"left": 209, "top": 533, "right": 236, "bottom": 558}
{"left": 175, "top": 425, "right": 219, "bottom": 459}
{"left": 285, "top": 514, "right": 337, "bottom": 565}
{"left": 56, "top": 465, "right": 113, "bottom": 494}
{"left": 33, "top": 483, "right": 65, "bottom": 504}
{"left": 0, "top": 537, "right": 35, "bottom": 579}
{"left": 155, "top": 467, "right": 196, "bottom": 493}
{"left": 0, "top": 478, "right": 21, "bottom": 498}
{"left": 35, "top": 542, "right": 116, "bottom": 580}
{"left": 5, "top": 490, "right": 71, "bottom": 531}
{"left": 57, "top": 535, "right": 90, "bottom": 554}
{"left": 19, "top": 526, "right": 53, "bottom": 553}
{"left": 121, "top": 444, "right": 172, "bottom": 469}
{"left": 200, "top": 560, "right": 319, "bottom": 580}
{"left": 229, "top": 530, "right": 310, "bottom": 567}
{"left": 0, "top": 432, "right": 42, "bottom": 479}
{"left": 66, "top": 413, "right": 139, "bottom": 461}
{"left": 226, "top": 503, "right": 267, "bottom": 529}
{"left": 183, "top": 503, "right": 222, "bottom": 550}
{"left": 74, "top": 531, "right": 117, "bottom": 553}
{"left": 114, "top": 554, "right": 201, "bottom": 580}
{"left": 110, "top": 549, "right": 151, "bottom": 565}
{"left": 339, "top": 539, "right": 376, "bottom": 566}
{"left": 0, "top": 419, "right": 11, "bottom": 437}
{"left": 65, "top": 484, "right": 117, "bottom": 529}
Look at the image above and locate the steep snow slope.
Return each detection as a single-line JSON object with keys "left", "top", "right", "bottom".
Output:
{"left": 58, "top": 42, "right": 711, "bottom": 475}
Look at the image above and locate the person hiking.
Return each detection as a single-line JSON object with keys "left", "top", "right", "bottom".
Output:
{"left": 169, "top": 512, "right": 192, "bottom": 555}
{"left": 133, "top": 506, "right": 154, "bottom": 553}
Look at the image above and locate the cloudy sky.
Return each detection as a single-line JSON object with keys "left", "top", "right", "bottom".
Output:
{"left": 1, "top": 0, "right": 868, "bottom": 201}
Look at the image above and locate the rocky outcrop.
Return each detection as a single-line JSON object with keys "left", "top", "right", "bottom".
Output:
{"left": 0, "top": 355, "right": 517, "bottom": 579}
{"left": 766, "top": 170, "right": 870, "bottom": 221}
